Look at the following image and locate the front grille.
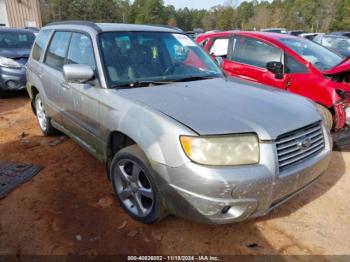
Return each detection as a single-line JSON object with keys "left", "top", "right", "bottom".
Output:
{"left": 276, "top": 122, "right": 324, "bottom": 171}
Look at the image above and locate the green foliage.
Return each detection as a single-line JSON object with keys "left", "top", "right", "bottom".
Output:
{"left": 330, "top": 0, "right": 350, "bottom": 30}
{"left": 40, "top": 0, "right": 349, "bottom": 32}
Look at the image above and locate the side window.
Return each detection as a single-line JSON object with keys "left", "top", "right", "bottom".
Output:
{"left": 209, "top": 38, "right": 229, "bottom": 58}
{"left": 232, "top": 37, "right": 282, "bottom": 68}
{"left": 44, "top": 31, "right": 71, "bottom": 71}
{"left": 66, "top": 33, "right": 96, "bottom": 70}
{"left": 285, "top": 54, "right": 308, "bottom": 73}
{"left": 32, "top": 29, "right": 52, "bottom": 61}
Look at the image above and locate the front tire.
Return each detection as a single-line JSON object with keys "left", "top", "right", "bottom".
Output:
{"left": 316, "top": 104, "right": 333, "bottom": 130}
{"left": 110, "top": 145, "right": 166, "bottom": 224}
{"left": 34, "top": 93, "right": 59, "bottom": 136}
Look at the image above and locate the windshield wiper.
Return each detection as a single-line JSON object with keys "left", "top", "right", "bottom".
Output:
{"left": 170, "top": 75, "right": 218, "bottom": 82}
{"left": 111, "top": 75, "right": 219, "bottom": 89}
{"left": 111, "top": 80, "right": 174, "bottom": 89}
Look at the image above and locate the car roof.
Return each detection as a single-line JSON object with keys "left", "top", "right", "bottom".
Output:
{"left": 261, "top": 27, "right": 286, "bottom": 31}
{"left": 324, "top": 34, "right": 350, "bottom": 39}
{"left": 199, "top": 31, "right": 297, "bottom": 41}
{"left": 197, "top": 31, "right": 307, "bottom": 50}
{"left": 0, "top": 27, "right": 34, "bottom": 34}
{"left": 44, "top": 21, "right": 182, "bottom": 34}
{"left": 330, "top": 31, "right": 350, "bottom": 34}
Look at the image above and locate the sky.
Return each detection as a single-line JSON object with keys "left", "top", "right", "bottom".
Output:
{"left": 164, "top": 0, "right": 231, "bottom": 10}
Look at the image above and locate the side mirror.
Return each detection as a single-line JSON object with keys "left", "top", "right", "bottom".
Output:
{"left": 214, "top": 56, "right": 224, "bottom": 67}
{"left": 63, "top": 64, "right": 94, "bottom": 83}
{"left": 266, "top": 61, "right": 284, "bottom": 79}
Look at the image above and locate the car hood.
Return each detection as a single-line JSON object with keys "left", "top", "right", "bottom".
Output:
{"left": 323, "top": 57, "right": 350, "bottom": 75}
{"left": 118, "top": 78, "right": 321, "bottom": 140}
{"left": 0, "top": 47, "right": 31, "bottom": 59}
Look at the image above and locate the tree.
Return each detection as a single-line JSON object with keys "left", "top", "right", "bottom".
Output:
{"left": 134, "top": 0, "right": 165, "bottom": 24}
{"left": 330, "top": 0, "right": 350, "bottom": 30}
{"left": 39, "top": 0, "right": 349, "bottom": 32}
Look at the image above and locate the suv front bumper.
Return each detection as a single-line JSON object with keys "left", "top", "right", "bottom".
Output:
{"left": 0, "top": 66, "right": 27, "bottom": 91}
{"left": 151, "top": 130, "right": 332, "bottom": 224}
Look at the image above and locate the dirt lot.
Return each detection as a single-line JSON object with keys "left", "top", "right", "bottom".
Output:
{"left": 0, "top": 96, "right": 349, "bottom": 256}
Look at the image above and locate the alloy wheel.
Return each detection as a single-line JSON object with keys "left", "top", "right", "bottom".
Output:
{"left": 114, "top": 159, "right": 154, "bottom": 217}
{"left": 35, "top": 96, "right": 47, "bottom": 131}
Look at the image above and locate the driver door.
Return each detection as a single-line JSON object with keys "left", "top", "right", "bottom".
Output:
{"left": 61, "top": 32, "right": 104, "bottom": 155}
{"left": 226, "top": 36, "right": 289, "bottom": 89}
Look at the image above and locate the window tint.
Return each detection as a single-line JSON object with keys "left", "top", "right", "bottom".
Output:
{"left": 32, "top": 30, "right": 52, "bottom": 61}
{"left": 285, "top": 54, "right": 308, "bottom": 73}
{"left": 232, "top": 37, "right": 282, "bottom": 68}
{"left": 66, "top": 33, "right": 96, "bottom": 70}
{"left": 209, "top": 38, "right": 229, "bottom": 58}
{"left": 45, "top": 31, "right": 71, "bottom": 70}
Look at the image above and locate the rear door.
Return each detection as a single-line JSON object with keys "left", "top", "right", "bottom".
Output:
{"left": 226, "top": 36, "right": 288, "bottom": 89}
{"left": 41, "top": 31, "right": 72, "bottom": 125}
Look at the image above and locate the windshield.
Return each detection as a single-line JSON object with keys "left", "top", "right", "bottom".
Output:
{"left": 0, "top": 31, "right": 35, "bottom": 49}
{"left": 99, "top": 32, "right": 223, "bottom": 87}
{"left": 280, "top": 38, "right": 344, "bottom": 70}
{"left": 323, "top": 36, "right": 350, "bottom": 51}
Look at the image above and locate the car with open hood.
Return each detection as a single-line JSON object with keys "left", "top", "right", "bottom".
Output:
{"left": 0, "top": 28, "right": 35, "bottom": 98}
{"left": 197, "top": 31, "right": 350, "bottom": 131}
{"left": 26, "top": 22, "right": 332, "bottom": 224}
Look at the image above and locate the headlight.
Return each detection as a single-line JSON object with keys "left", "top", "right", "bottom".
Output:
{"left": 0, "top": 56, "right": 21, "bottom": 69}
{"left": 180, "top": 134, "right": 259, "bottom": 166}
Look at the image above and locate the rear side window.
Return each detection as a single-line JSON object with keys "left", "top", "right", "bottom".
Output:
{"left": 44, "top": 31, "right": 71, "bottom": 71}
{"left": 32, "top": 30, "right": 52, "bottom": 61}
{"left": 66, "top": 33, "right": 96, "bottom": 70}
{"left": 285, "top": 54, "right": 308, "bottom": 73}
{"left": 231, "top": 37, "right": 282, "bottom": 68}
{"left": 209, "top": 38, "right": 229, "bottom": 58}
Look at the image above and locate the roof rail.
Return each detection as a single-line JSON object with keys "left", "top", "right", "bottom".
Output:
{"left": 45, "top": 20, "right": 102, "bottom": 32}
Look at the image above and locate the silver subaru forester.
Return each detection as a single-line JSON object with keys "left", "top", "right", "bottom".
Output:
{"left": 26, "top": 21, "right": 332, "bottom": 224}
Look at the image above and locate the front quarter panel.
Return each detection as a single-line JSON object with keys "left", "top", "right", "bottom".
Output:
{"left": 101, "top": 90, "right": 196, "bottom": 168}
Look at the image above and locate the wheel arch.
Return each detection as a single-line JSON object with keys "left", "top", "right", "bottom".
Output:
{"left": 29, "top": 85, "right": 39, "bottom": 115}
{"left": 106, "top": 130, "right": 138, "bottom": 180}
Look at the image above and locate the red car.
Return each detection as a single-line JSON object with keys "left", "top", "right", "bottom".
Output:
{"left": 197, "top": 31, "right": 350, "bottom": 130}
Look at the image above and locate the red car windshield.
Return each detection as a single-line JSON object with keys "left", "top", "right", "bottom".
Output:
{"left": 280, "top": 38, "right": 344, "bottom": 71}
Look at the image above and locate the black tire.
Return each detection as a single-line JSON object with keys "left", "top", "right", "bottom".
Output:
{"left": 316, "top": 104, "right": 333, "bottom": 130}
{"left": 34, "top": 93, "right": 59, "bottom": 136}
{"left": 110, "top": 145, "right": 166, "bottom": 224}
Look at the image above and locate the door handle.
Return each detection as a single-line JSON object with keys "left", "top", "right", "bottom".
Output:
{"left": 61, "top": 83, "right": 70, "bottom": 89}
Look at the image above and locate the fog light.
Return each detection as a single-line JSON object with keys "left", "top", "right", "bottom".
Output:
{"left": 6, "top": 80, "right": 18, "bottom": 89}
{"left": 221, "top": 206, "right": 231, "bottom": 214}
